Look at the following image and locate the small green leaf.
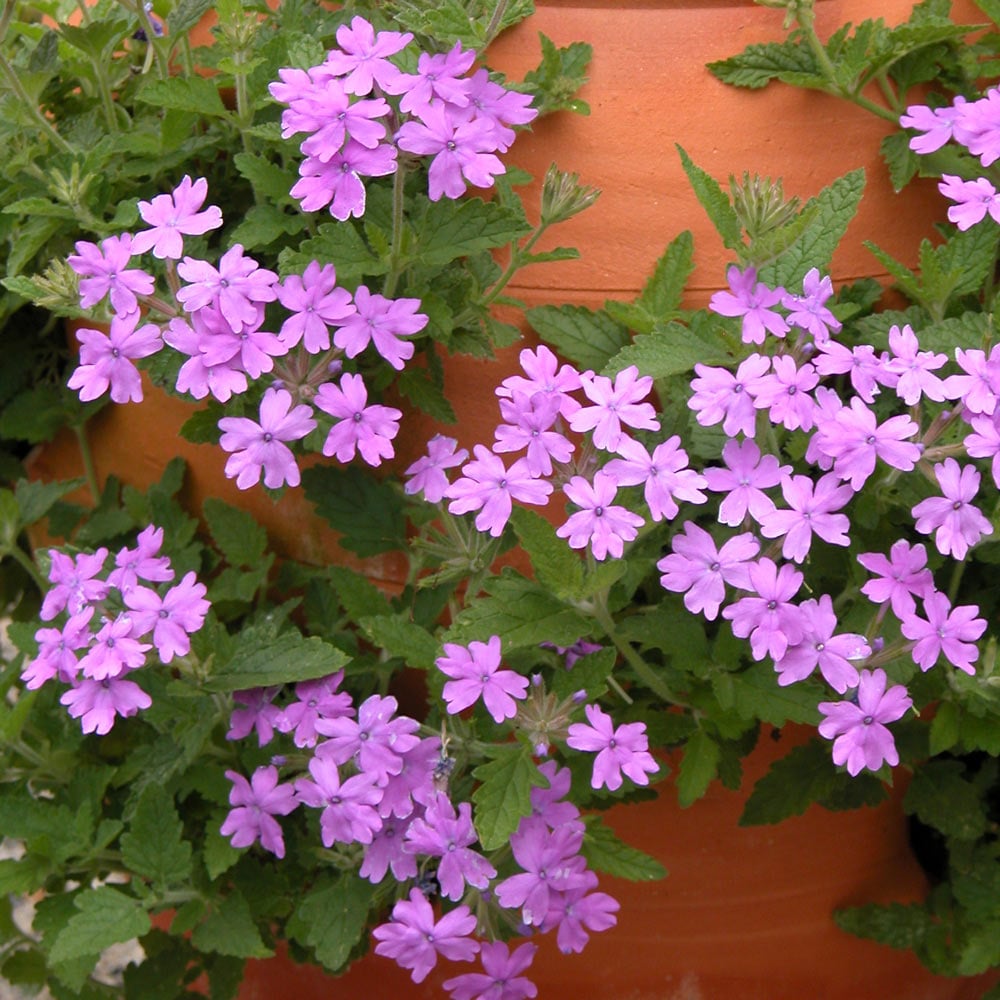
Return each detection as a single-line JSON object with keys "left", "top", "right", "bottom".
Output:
{"left": 675, "top": 729, "right": 720, "bottom": 807}
{"left": 834, "top": 902, "right": 934, "bottom": 950}
{"left": 203, "top": 498, "right": 269, "bottom": 568}
{"left": 137, "top": 76, "right": 228, "bottom": 117}
{"left": 357, "top": 615, "right": 439, "bottom": 671}
{"left": 191, "top": 892, "right": 272, "bottom": 959}
{"left": 904, "top": 759, "right": 989, "bottom": 840}
{"left": 706, "top": 39, "right": 819, "bottom": 90}
{"left": 472, "top": 744, "right": 545, "bottom": 850}
{"left": 413, "top": 197, "right": 530, "bottom": 269}
{"left": 509, "top": 506, "right": 583, "bottom": 600}
{"left": 929, "top": 701, "right": 960, "bottom": 755}
{"left": 676, "top": 145, "right": 743, "bottom": 254}
{"left": 49, "top": 888, "right": 150, "bottom": 965}
{"left": 581, "top": 816, "right": 667, "bottom": 881}
{"left": 205, "top": 631, "right": 350, "bottom": 692}
{"left": 603, "top": 316, "right": 732, "bottom": 378}
{"left": 120, "top": 786, "right": 193, "bottom": 890}
{"left": 287, "top": 874, "right": 376, "bottom": 973}
{"left": 525, "top": 304, "right": 631, "bottom": 372}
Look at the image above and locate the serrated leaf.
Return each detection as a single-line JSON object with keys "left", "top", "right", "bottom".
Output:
{"left": 327, "top": 565, "right": 393, "bottom": 621}
{"left": 881, "top": 131, "right": 920, "bottom": 192}
{"left": 191, "top": 892, "right": 271, "bottom": 959}
{"left": 549, "top": 647, "right": 615, "bottom": 700}
{"left": 472, "top": 745, "right": 545, "bottom": 850}
{"left": 137, "top": 76, "right": 228, "bottom": 117}
{"left": 228, "top": 204, "right": 307, "bottom": 251}
{"left": 904, "top": 759, "right": 989, "bottom": 840}
{"left": 414, "top": 197, "right": 530, "bottom": 269}
{"left": 357, "top": 614, "right": 439, "bottom": 671}
{"left": 446, "top": 573, "right": 591, "bottom": 650}
{"left": 205, "top": 631, "right": 349, "bottom": 691}
{"left": 525, "top": 304, "right": 630, "bottom": 372}
{"left": 929, "top": 701, "right": 960, "bottom": 755}
{"left": 203, "top": 821, "right": 242, "bottom": 881}
{"left": 603, "top": 318, "right": 731, "bottom": 378}
{"left": 637, "top": 230, "right": 696, "bottom": 317}
{"left": 287, "top": 874, "right": 375, "bottom": 973}
{"left": 283, "top": 223, "right": 383, "bottom": 284}
{"left": 675, "top": 729, "right": 719, "bottom": 807}
{"left": 301, "top": 465, "right": 406, "bottom": 558}
{"left": 677, "top": 145, "right": 743, "bottom": 253}
{"left": 834, "top": 902, "right": 934, "bottom": 950}
{"left": 509, "top": 506, "right": 583, "bottom": 599}
{"left": 167, "top": 0, "right": 215, "bottom": 36}
{"left": 120, "top": 786, "right": 192, "bottom": 890}
{"left": 14, "top": 477, "right": 82, "bottom": 528}
{"left": 581, "top": 816, "right": 666, "bottom": 881}
{"left": 396, "top": 367, "right": 457, "bottom": 424}
{"left": 233, "top": 152, "right": 296, "bottom": 203}
{"left": 706, "top": 39, "right": 819, "bottom": 90}
{"left": 202, "top": 498, "right": 269, "bottom": 568}
{"left": 49, "top": 888, "right": 150, "bottom": 965}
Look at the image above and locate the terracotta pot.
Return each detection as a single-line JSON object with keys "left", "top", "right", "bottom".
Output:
{"left": 236, "top": 726, "right": 987, "bottom": 999}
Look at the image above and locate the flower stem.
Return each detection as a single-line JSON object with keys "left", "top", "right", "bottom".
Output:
{"left": 73, "top": 423, "right": 101, "bottom": 504}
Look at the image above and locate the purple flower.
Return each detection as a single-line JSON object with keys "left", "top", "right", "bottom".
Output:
{"left": 443, "top": 941, "right": 539, "bottom": 1000}
{"left": 294, "top": 756, "right": 383, "bottom": 846}
{"left": 398, "top": 41, "right": 475, "bottom": 115}
{"left": 315, "top": 693, "right": 420, "bottom": 783}
{"left": 436, "top": 635, "right": 528, "bottom": 723}
{"left": 463, "top": 68, "right": 538, "bottom": 151}
{"left": 818, "top": 669, "right": 912, "bottom": 776}
{"left": 751, "top": 355, "right": 819, "bottom": 431}
{"left": 78, "top": 614, "right": 150, "bottom": 680}
{"left": 68, "top": 234, "right": 154, "bottom": 315}
{"left": 219, "top": 766, "right": 298, "bottom": 858}
{"left": 709, "top": 265, "right": 789, "bottom": 344}
{"left": 496, "top": 345, "right": 581, "bottom": 420}
{"left": 544, "top": 875, "right": 620, "bottom": 955}
{"left": 377, "top": 737, "right": 441, "bottom": 820}
{"left": 446, "top": 445, "right": 553, "bottom": 537}
{"left": 218, "top": 387, "right": 317, "bottom": 490}
{"left": 721, "top": 557, "right": 805, "bottom": 662}
{"left": 403, "top": 793, "right": 497, "bottom": 901}
{"left": 177, "top": 244, "right": 278, "bottom": 333}
{"left": 107, "top": 525, "right": 173, "bottom": 594}
{"left": 276, "top": 261, "right": 355, "bottom": 353}
{"left": 942, "top": 347, "right": 1000, "bottom": 416}
{"left": 703, "top": 438, "right": 789, "bottom": 527}
{"left": 857, "top": 540, "right": 935, "bottom": 620}
{"left": 315, "top": 373, "right": 402, "bottom": 467}
{"left": 332, "top": 286, "right": 426, "bottom": 371}
{"left": 361, "top": 814, "right": 420, "bottom": 883}
{"left": 885, "top": 324, "right": 948, "bottom": 405}
{"left": 67, "top": 312, "right": 163, "bottom": 404}
{"left": 290, "top": 139, "right": 397, "bottom": 219}
{"left": 781, "top": 268, "right": 841, "bottom": 343}
{"left": 900, "top": 591, "right": 987, "bottom": 674}
{"left": 494, "top": 390, "right": 574, "bottom": 478}
{"left": 529, "top": 760, "right": 580, "bottom": 829}
{"left": 556, "top": 471, "right": 645, "bottom": 560}
{"left": 688, "top": 354, "right": 770, "bottom": 439}
{"left": 813, "top": 341, "right": 893, "bottom": 403}
{"left": 568, "top": 366, "right": 659, "bottom": 451}
{"left": 404, "top": 435, "right": 469, "bottom": 503}
{"left": 773, "top": 595, "right": 868, "bottom": 693}
{"left": 657, "top": 521, "right": 759, "bottom": 621}
{"left": 124, "top": 571, "right": 209, "bottom": 663}
{"left": 163, "top": 313, "right": 249, "bottom": 403}
{"left": 566, "top": 704, "right": 659, "bottom": 791}
{"left": 131, "top": 175, "right": 223, "bottom": 259}
{"left": 60, "top": 676, "right": 152, "bottom": 735}
{"left": 227, "top": 686, "right": 282, "bottom": 746}
{"left": 22, "top": 608, "right": 93, "bottom": 689}
{"left": 758, "top": 473, "right": 853, "bottom": 563}
{"left": 911, "top": 458, "right": 992, "bottom": 560}
{"left": 372, "top": 889, "right": 479, "bottom": 984}
{"left": 41, "top": 548, "right": 109, "bottom": 620}
{"left": 964, "top": 413, "right": 1000, "bottom": 488}
{"left": 604, "top": 436, "right": 707, "bottom": 522}
{"left": 297, "top": 84, "right": 390, "bottom": 159}
{"left": 938, "top": 173, "right": 1000, "bottom": 230}
{"left": 276, "top": 672, "right": 354, "bottom": 748}
{"left": 321, "top": 16, "right": 413, "bottom": 96}
{"left": 900, "top": 100, "right": 966, "bottom": 153}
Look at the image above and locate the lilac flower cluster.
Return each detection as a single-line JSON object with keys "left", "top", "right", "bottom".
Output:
{"left": 269, "top": 16, "right": 537, "bottom": 214}
{"left": 20, "top": 526, "right": 210, "bottom": 734}
{"left": 902, "top": 87, "right": 1000, "bottom": 229}
{"left": 221, "top": 660, "right": 624, "bottom": 994}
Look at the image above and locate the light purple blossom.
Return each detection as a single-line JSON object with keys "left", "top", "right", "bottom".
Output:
{"left": 68, "top": 234, "right": 154, "bottom": 315}
{"left": 703, "top": 438, "right": 789, "bottom": 527}
{"left": 372, "top": 889, "right": 478, "bottom": 984}
{"left": 294, "top": 756, "right": 383, "bottom": 847}
{"left": 708, "top": 265, "right": 789, "bottom": 344}
{"left": 219, "top": 766, "right": 298, "bottom": 858}
{"left": 227, "top": 687, "right": 282, "bottom": 746}
{"left": 900, "top": 100, "right": 966, "bottom": 154}
{"left": 124, "top": 571, "right": 210, "bottom": 663}
{"left": 398, "top": 41, "right": 475, "bottom": 115}
{"left": 276, "top": 261, "right": 355, "bottom": 352}
{"left": 938, "top": 173, "right": 1000, "bottom": 230}
{"left": 107, "top": 525, "right": 173, "bottom": 594}
{"left": 557, "top": 471, "right": 645, "bottom": 560}
{"left": 857, "top": 540, "right": 935, "bottom": 620}
{"left": 315, "top": 373, "right": 402, "bottom": 467}
{"left": 565, "top": 703, "right": 658, "bottom": 791}
{"left": 22, "top": 608, "right": 93, "bottom": 689}
{"left": 321, "top": 16, "right": 413, "bottom": 96}
{"left": 568, "top": 366, "right": 659, "bottom": 451}
{"left": 436, "top": 635, "right": 528, "bottom": 723}
{"left": 277, "top": 672, "right": 354, "bottom": 748}
{"left": 289, "top": 139, "right": 397, "bottom": 219}
{"left": 404, "top": 435, "right": 469, "bottom": 503}
{"left": 781, "top": 268, "right": 841, "bottom": 343}
{"left": 446, "top": 445, "right": 553, "bottom": 537}
{"left": 721, "top": 557, "right": 805, "bottom": 662}
{"left": 758, "top": 473, "right": 853, "bottom": 563}
{"left": 332, "top": 286, "right": 427, "bottom": 370}
{"left": 60, "top": 676, "right": 152, "bottom": 735}
{"left": 911, "top": 458, "right": 992, "bottom": 560}
{"left": 942, "top": 346, "right": 1000, "bottom": 416}
{"left": 176, "top": 244, "right": 278, "bottom": 333}
{"left": 494, "top": 390, "right": 574, "bottom": 478}
{"left": 218, "top": 387, "right": 317, "bottom": 490}
{"left": 544, "top": 874, "right": 620, "bottom": 956}
{"left": 443, "top": 941, "right": 539, "bottom": 1000}
{"left": 604, "top": 436, "right": 707, "bottom": 522}
{"left": 813, "top": 341, "right": 894, "bottom": 404}
{"left": 496, "top": 345, "right": 581, "bottom": 420}
{"left": 131, "top": 175, "right": 223, "bottom": 259}
{"left": 688, "top": 354, "right": 770, "bottom": 439}
{"left": 964, "top": 412, "right": 1000, "bottom": 488}
{"left": 67, "top": 312, "right": 163, "bottom": 404}
{"left": 900, "top": 591, "right": 987, "bottom": 675}
{"left": 885, "top": 324, "right": 948, "bottom": 405}
{"left": 78, "top": 614, "right": 149, "bottom": 680}
{"left": 41, "top": 548, "right": 109, "bottom": 620}
{"left": 751, "top": 355, "right": 819, "bottom": 431}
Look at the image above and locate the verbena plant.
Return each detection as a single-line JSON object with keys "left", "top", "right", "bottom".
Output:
{"left": 4, "top": 0, "right": 1000, "bottom": 996}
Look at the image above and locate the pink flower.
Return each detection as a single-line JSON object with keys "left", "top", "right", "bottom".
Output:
{"left": 900, "top": 591, "right": 986, "bottom": 675}
{"left": 443, "top": 941, "right": 538, "bottom": 1000}
{"left": 321, "top": 16, "right": 413, "bottom": 96}
{"left": 436, "top": 635, "right": 528, "bottom": 723}
{"left": 332, "top": 286, "right": 426, "bottom": 371}
{"left": 857, "top": 540, "right": 935, "bottom": 620}
{"left": 60, "top": 676, "right": 152, "bottom": 735}
{"left": 315, "top": 373, "right": 402, "bottom": 467}
{"left": 67, "top": 312, "right": 163, "bottom": 404}
{"left": 569, "top": 366, "right": 659, "bottom": 451}
{"left": 68, "top": 234, "right": 154, "bottom": 315}
{"left": 219, "top": 766, "right": 298, "bottom": 858}
{"left": 176, "top": 244, "right": 278, "bottom": 332}
{"left": 556, "top": 471, "right": 645, "bottom": 560}
{"left": 709, "top": 265, "right": 789, "bottom": 344}
{"left": 911, "top": 458, "right": 992, "bottom": 560}
{"left": 276, "top": 261, "right": 355, "bottom": 353}
{"left": 885, "top": 324, "right": 947, "bottom": 405}
{"left": 124, "top": 571, "right": 210, "bottom": 663}
{"left": 404, "top": 435, "right": 468, "bottom": 503}
{"left": 566, "top": 704, "right": 658, "bottom": 791}
{"left": 758, "top": 473, "right": 853, "bottom": 564}
{"left": 702, "top": 437, "right": 789, "bottom": 527}
{"left": 721, "top": 557, "right": 805, "bottom": 662}
{"left": 131, "top": 175, "right": 223, "bottom": 259}
{"left": 688, "top": 354, "right": 770, "bottom": 438}
{"left": 604, "top": 436, "right": 707, "bottom": 522}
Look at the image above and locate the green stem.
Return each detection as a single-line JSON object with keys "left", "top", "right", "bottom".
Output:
{"left": 73, "top": 423, "right": 101, "bottom": 503}
{"left": 6, "top": 544, "right": 46, "bottom": 592}
{"left": 591, "top": 597, "right": 677, "bottom": 704}
{"left": 482, "top": 0, "right": 511, "bottom": 48}
{"left": 0, "top": 53, "right": 72, "bottom": 152}
{"left": 382, "top": 165, "right": 409, "bottom": 298}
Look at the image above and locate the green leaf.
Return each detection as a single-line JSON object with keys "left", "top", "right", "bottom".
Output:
{"left": 203, "top": 498, "right": 269, "bottom": 568}
{"left": 549, "top": 647, "right": 615, "bottom": 700}
{"left": 675, "top": 728, "right": 720, "bottom": 807}
{"left": 59, "top": 15, "right": 133, "bottom": 62}
{"left": 327, "top": 565, "right": 393, "bottom": 622}
{"left": 472, "top": 744, "right": 545, "bottom": 850}
{"left": 167, "top": 0, "right": 215, "bottom": 36}
{"left": 395, "top": 367, "right": 457, "bottom": 424}
{"left": 525, "top": 304, "right": 631, "bottom": 372}
{"left": 918, "top": 312, "right": 994, "bottom": 356}
{"left": 834, "top": 901, "right": 934, "bottom": 950}
{"left": 205, "top": 631, "right": 350, "bottom": 692}
{"left": 706, "top": 39, "right": 819, "bottom": 90}
{"left": 676, "top": 145, "right": 743, "bottom": 253}
{"left": 413, "top": 197, "right": 530, "bottom": 269}
{"left": 904, "top": 759, "right": 989, "bottom": 840}
{"left": 137, "top": 76, "right": 229, "bottom": 117}
{"left": 632, "top": 230, "right": 696, "bottom": 323}
{"left": 287, "top": 874, "right": 376, "bottom": 973}
{"left": 603, "top": 316, "right": 732, "bottom": 378}
{"left": 357, "top": 615, "right": 439, "bottom": 671}
{"left": 520, "top": 35, "right": 593, "bottom": 116}
{"left": 763, "top": 169, "right": 866, "bottom": 289}
{"left": 881, "top": 131, "right": 920, "bottom": 192}
{"left": 120, "top": 786, "right": 192, "bottom": 890}
{"left": 191, "top": 892, "right": 272, "bottom": 959}
{"left": 929, "top": 701, "right": 960, "bottom": 755}
{"left": 509, "top": 506, "right": 583, "bottom": 600}
{"left": 203, "top": 821, "right": 243, "bottom": 881}
{"left": 729, "top": 666, "right": 822, "bottom": 727}
{"left": 284, "top": 223, "right": 384, "bottom": 285}
{"left": 228, "top": 204, "right": 307, "bottom": 251}
{"left": 49, "top": 888, "right": 150, "bottom": 965}
{"left": 446, "top": 572, "right": 591, "bottom": 650}
{"left": 233, "top": 152, "right": 297, "bottom": 203}
{"left": 581, "top": 816, "right": 667, "bottom": 881}
{"left": 301, "top": 465, "right": 406, "bottom": 558}
{"left": 14, "top": 477, "right": 82, "bottom": 528}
